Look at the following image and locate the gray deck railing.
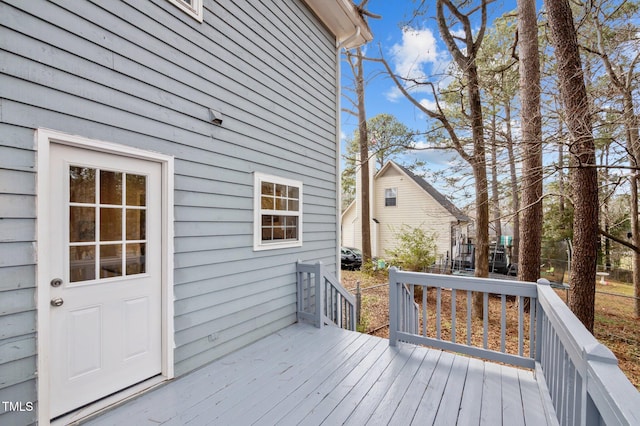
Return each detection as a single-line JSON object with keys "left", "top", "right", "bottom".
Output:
{"left": 389, "top": 267, "right": 538, "bottom": 369}
{"left": 296, "top": 261, "right": 356, "bottom": 331}
{"left": 389, "top": 267, "right": 640, "bottom": 426}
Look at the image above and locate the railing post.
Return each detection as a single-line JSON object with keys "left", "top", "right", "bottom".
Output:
{"left": 389, "top": 267, "right": 398, "bottom": 346}
{"left": 315, "top": 261, "right": 323, "bottom": 328}
{"left": 535, "top": 278, "right": 549, "bottom": 362}
{"left": 356, "top": 281, "right": 361, "bottom": 327}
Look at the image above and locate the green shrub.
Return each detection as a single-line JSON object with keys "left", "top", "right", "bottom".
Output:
{"left": 385, "top": 225, "right": 437, "bottom": 272}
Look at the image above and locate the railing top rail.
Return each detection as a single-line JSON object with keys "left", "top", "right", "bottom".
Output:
{"left": 537, "top": 280, "right": 640, "bottom": 424}
{"left": 537, "top": 284, "right": 604, "bottom": 368}
{"left": 296, "top": 262, "right": 319, "bottom": 273}
{"left": 587, "top": 358, "right": 640, "bottom": 425}
{"left": 390, "top": 268, "right": 538, "bottom": 298}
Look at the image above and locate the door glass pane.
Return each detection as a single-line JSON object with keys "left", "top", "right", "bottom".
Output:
{"left": 100, "top": 170, "right": 122, "bottom": 205}
{"left": 100, "top": 244, "right": 122, "bottom": 278}
{"left": 126, "top": 209, "right": 146, "bottom": 240}
{"left": 70, "top": 207, "right": 95, "bottom": 242}
{"left": 126, "top": 174, "right": 146, "bottom": 206}
{"left": 126, "top": 243, "right": 146, "bottom": 275}
{"left": 70, "top": 246, "right": 96, "bottom": 282}
{"left": 100, "top": 208, "right": 122, "bottom": 241}
{"left": 70, "top": 167, "right": 95, "bottom": 203}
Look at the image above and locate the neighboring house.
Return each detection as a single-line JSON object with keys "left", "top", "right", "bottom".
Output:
{"left": 0, "top": 0, "right": 371, "bottom": 424}
{"left": 341, "top": 159, "right": 470, "bottom": 265}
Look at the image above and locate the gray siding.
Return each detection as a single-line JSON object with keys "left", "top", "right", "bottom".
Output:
{"left": 0, "top": 0, "right": 340, "bottom": 423}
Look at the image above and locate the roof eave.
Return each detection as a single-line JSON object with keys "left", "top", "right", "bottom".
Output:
{"left": 303, "top": 0, "right": 373, "bottom": 49}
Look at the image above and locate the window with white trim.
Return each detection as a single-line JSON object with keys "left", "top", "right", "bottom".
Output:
{"left": 167, "top": 0, "right": 203, "bottom": 22}
{"left": 254, "top": 173, "right": 303, "bottom": 250}
{"left": 385, "top": 188, "right": 397, "bottom": 206}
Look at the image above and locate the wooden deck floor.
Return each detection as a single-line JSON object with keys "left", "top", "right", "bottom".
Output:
{"left": 83, "top": 323, "right": 552, "bottom": 425}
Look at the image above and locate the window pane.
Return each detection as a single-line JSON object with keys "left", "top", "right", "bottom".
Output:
{"left": 126, "top": 243, "right": 145, "bottom": 275}
{"left": 100, "top": 244, "right": 122, "bottom": 278}
{"left": 275, "top": 184, "right": 286, "bottom": 197}
{"left": 273, "top": 226, "right": 285, "bottom": 240}
{"left": 288, "top": 200, "right": 298, "bottom": 211}
{"left": 261, "top": 227, "right": 272, "bottom": 241}
{"left": 285, "top": 216, "right": 297, "bottom": 227}
{"left": 100, "top": 170, "right": 122, "bottom": 205}
{"left": 70, "top": 246, "right": 95, "bottom": 282}
{"left": 285, "top": 226, "right": 297, "bottom": 240}
{"left": 70, "top": 207, "right": 95, "bottom": 242}
{"left": 261, "top": 215, "right": 273, "bottom": 226}
{"left": 126, "top": 209, "right": 146, "bottom": 240}
{"left": 288, "top": 186, "right": 299, "bottom": 199}
{"left": 100, "top": 208, "right": 122, "bottom": 241}
{"left": 126, "top": 174, "right": 146, "bottom": 206}
{"left": 275, "top": 198, "right": 286, "bottom": 210}
{"left": 261, "top": 181, "right": 274, "bottom": 195}
{"left": 70, "top": 167, "right": 95, "bottom": 203}
{"left": 261, "top": 196, "right": 274, "bottom": 209}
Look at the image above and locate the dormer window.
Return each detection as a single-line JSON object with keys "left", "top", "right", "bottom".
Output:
{"left": 167, "top": 0, "right": 203, "bottom": 22}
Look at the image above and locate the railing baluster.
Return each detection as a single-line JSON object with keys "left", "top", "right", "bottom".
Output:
{"left": 483, "top": 292, "right": 488, "bottom": 350}
{"left": 518, "top": 295, "right": 524, "bottom": 357}
{"left": 451, "top": 289, "right": 456, "bottom": 343}
{"left": 467, "top": 290, "right": 472, "bottom": 346}
{"left": 436, "top": 287, "right": 442, "bottom": 340}
{"left": 422, "top": 286, "right": 427, "bottom": 337}
{"left": 500, "top": 294, "right": 506, "bottom": 353}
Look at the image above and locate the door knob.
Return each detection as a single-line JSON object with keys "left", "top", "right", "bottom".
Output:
{"left": 50, "top": 298, "right": 64, "bottom": 307}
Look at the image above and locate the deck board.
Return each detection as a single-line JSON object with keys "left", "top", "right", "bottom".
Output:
{"left": 83, "top": 323, "right": 552, "bottom": 426}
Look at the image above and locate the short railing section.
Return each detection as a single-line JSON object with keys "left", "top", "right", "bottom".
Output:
{"left": 296, "top": 261, "right": 356, "bottom": 331}
{"left": 389, "top": 267, "right": 640, "bottom": 426}
{"left": 389, "top": 267, "right": 538, "bottom": 369}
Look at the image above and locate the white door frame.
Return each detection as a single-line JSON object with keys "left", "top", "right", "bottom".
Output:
{"left": 35, "top": 129, "right": 175, "bottom": 425}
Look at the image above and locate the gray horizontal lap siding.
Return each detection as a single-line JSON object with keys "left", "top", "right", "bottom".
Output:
{"left": 0, "top": 0, "right": 339, "bottom": 421}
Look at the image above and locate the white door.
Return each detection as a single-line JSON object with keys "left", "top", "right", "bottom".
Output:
{"left": 48, "top": 144, "right": 162, "bottom": 418}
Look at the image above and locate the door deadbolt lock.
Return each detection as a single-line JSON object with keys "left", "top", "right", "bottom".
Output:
{"left": 50, "top": 298, "right": 64, "bottom": 307}
{"left": 51, "top": 278, "right": 63, "bottom": 287}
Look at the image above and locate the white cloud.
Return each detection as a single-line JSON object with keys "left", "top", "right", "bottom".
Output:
{"left": 391, "top": 27, "right": 439, "bottom": 81}
{"left": 384, "top": 85, "right": 403, "bottom": 102}
{"left": 419, "top": 98, "right": 438, "bottom": 111}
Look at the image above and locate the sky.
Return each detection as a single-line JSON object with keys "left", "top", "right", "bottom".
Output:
{"left": 339, "top": 0, "right": 533, "bottom": 196}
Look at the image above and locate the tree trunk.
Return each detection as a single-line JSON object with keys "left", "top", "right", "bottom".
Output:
{"left": 490, "top": 110, "right": 502, "bottom": 238}
{"left": 558, "top": 118, "right": 565, "bottom": 215}
{"left": 469, "top": 62, "right": 489, "bottom": 316}
{"left": 631, "top": 175, "right": 640, "bottom": 317}
{"left": 545, "top": 0, "right": 599, "bottom": 331}
{"left": 623, "top": 90, "right": 640, "bottom": 317}
{"left": 355, "top": 47, "right": 372, "bottom": 265}
{"left": 505, "top": 100, "right": 520, "bottom": 264}
{"left": 517, "top": 0, "right": 543, "bottom": 288}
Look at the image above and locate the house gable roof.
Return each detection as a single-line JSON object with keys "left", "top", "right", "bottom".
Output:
{"left": 377, "top": 161, "right": 470, "bottom": 222}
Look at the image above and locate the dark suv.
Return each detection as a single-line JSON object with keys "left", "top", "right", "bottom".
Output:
{"left": 341, "top": 247, "right": 362, "bottom": 270}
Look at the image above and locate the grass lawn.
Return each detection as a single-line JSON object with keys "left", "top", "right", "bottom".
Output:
{"left": 342, "top": 270, "right": 640, "bottom": 390}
